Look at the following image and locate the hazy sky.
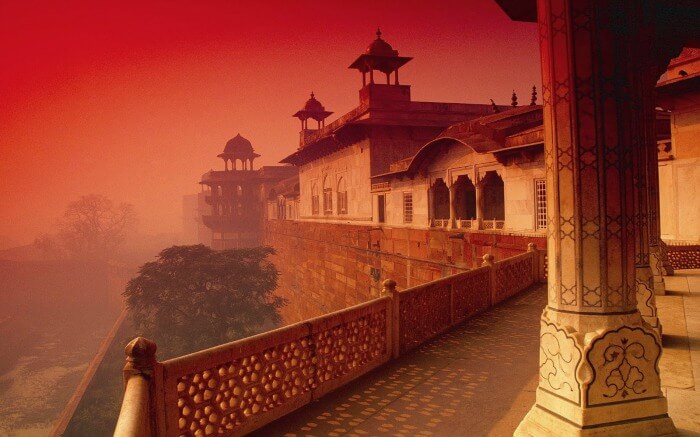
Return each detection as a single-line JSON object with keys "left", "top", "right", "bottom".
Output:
{"left": 0, "top": 0, "right": 540, "bottom": 244}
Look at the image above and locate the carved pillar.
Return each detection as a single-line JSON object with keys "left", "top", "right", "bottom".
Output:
{"left": 648, "top": 142, "right": 667, "bottom": 293}
{"left": 515, "top": 1, "right": 675, "bottom": 435}
{"left": 634, "top": 60, "right": 662, "bottom": 334}
{"left": 475, "top": 180, "right": 484, "bottom": 230}
{"left": 448, "top": 182, "right": 456, "bottom": 229}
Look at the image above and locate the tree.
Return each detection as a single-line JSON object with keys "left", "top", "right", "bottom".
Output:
{"left": 123, "top": 245, "right": 285, "bottom": 357}
{"left": 57, "top": 194, "right": 137, "bottom": 259}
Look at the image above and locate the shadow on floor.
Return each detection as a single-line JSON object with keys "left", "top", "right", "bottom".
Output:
{"left": 252, "top": 285, "right": 547, "bottom": 437}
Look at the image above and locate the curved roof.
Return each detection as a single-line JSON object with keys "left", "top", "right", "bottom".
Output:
{"left": 223, "top": 134, "right": 255, "bottom": 156}
{"left": 303, "top": 93, "right": 325, "bottom": 112}
{"left": 348, "top": 29, "right": 412, "bottom": 73}
{"left": 366, "top": 29, "right": 398, "bottom": 57}
{"left": 293, "top": 92, "right": 333, "bottom": 121}
{"left": 372, "top": 105, "right": 544, "bottom": 179}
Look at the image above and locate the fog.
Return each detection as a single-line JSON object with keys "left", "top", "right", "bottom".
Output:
{"left": 0, "top": 0, "right": 541, "bottom": 433}
{"left": 0, "top": 0, "right": 540, "bottom": 246}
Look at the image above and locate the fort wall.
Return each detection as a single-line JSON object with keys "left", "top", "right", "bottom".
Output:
{"left": 263, "top": 220, "right": 545, "bottom": 323}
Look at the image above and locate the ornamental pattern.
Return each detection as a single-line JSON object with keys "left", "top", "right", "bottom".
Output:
{"left": 494, "top": 255, "right": 534, "bottom": 304}
{"left": 176, "top": 338, "right": 314, "bottom": 436}
{"left": 667, "top": 245, "right": 700, "bottom": 270}
{"left": 313, "top": 310, "right": 387, "bottom": 387}
{"left": 586, "top": 326, "right": 661, "bottom": 406}
{"left": 539, "top": 321, "right": 581, "bottom": 404}
{"left": 452, "top": 268, "right": 491, "bottom": 324}
{"left": 399, "top": 282, "right": 451, "bottom": 354}
{"left": 174, "top": 307, "right": 388, "bottom": 436}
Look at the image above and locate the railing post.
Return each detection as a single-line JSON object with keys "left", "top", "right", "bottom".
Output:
{"left": 382, "top": 279, "right": 400, "bottom": 359}
{"left": 449, "top": 277, "right": 456, "bottom": 327}
{"left": 527, "top": 242, "right": 539, "bottom": 284}
{"left": 115, "top": 337, "right": 157, "bottom": 437}
{"left": 481, "top": 253, "right": 496, "bottom": 306}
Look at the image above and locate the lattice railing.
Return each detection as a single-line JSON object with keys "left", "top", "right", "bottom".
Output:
{"left": 482, "top": 219, "right": 505, "bottom": 230}
{"left": 457, "top": 219, "right": 474, "bottom": 229}
{"left": 492, "top": 252, "right": 536, "bottom": 304}
{"left": 397, "top": 281, "right": 452, "bottom": 354}
{"left": 431, "top": 218, "right": 451, "bottom": 228}
{"left": 665, "top": 243, "right": 700, "bottom": 270}
{"left": 115, "top": 247, "right": 542, "bottom": 436}
{"left": 395, "top": 266, "right": 493, "bottom": 354}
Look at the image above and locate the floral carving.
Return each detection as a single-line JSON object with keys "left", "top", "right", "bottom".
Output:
{"left": 602, "top": 337, "right": 647, "bottom": 399}
{"left": 586, "top": 326, "right": 661, "bottom": 406}
{"left": 539, "top": 321, "right": 581, "bottom": 404}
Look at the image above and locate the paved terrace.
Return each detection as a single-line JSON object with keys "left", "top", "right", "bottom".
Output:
{"left": 254, "top": 270, "right": 700, "bottom": 437}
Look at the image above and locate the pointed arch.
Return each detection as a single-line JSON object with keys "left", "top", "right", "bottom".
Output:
{"left": 337, "top": 177, "right": 348, "bottom": 215}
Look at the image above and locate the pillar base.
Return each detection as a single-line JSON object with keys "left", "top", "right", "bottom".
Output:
{"left": 515, "top": 403, "right": 676, "bottom": 437}
{"left": 653, "top": 278, "right": 666, "bottom": 296}
{"left": 642, "top": 315, "right": 662, "bottom": 338}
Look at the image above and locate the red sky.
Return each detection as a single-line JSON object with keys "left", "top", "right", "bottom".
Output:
{"left": 0, "top": 0, "right": 540, "bottom": 245}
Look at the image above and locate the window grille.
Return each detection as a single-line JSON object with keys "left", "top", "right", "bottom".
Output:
{"left": 337, "top": 177, "right": 347, "bottom": 215}
{"left": 403, "top": 192, "right": 413, "bottom": 223}
{"left": 535, "top": 179, "right": 547, "bottom": 230}
{"left": 323, "top": 189, "right": 333, "bottom": 214}
{"left": 337, "top": 191, "right": 347, "bottom": 214}
{"left": 323, "top": 176, "right": 332, "bottom": 215}
{"left": 311, "top": 183, "right": 319, "bottom": 215}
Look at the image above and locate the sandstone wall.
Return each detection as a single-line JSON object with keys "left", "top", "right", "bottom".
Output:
{"left": 264, "top": 220, "right": 545, "bottom": 323}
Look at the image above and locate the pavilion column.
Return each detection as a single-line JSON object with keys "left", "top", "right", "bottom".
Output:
{"left": 633, "top": 59, "right": 662, "bottom": 335}
{"left": 515, "top": 1, "right": 675, "bottom": 435}
{"left": 448, "top": 182, "right": 456, "bottom": 229}
{"left": 647, "top": 140, "right": 667, "bottom": 293}
{"left": 474, "top": 179, "right": 484, "bottom": 230}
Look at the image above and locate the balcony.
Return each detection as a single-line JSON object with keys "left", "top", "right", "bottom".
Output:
{"left": 114, "top": 249, "right": 546, "bottom": 436}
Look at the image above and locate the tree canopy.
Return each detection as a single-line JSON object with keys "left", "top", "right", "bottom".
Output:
{"left": 123, "top": 245, "right": 285, "bottom": 357}
{"left": 51, "top": 194, "right": 137, "bottom": 259}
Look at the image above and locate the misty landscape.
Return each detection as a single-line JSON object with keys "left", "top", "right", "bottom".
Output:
{"left": 3, "top": 0, "right": 698, "bottom": 436}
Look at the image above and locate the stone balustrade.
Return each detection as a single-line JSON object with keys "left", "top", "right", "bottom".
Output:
{"left": 114, "top": 247, "right": 543, "bottom": 437}
{"left": 482, "top": 219, "right": 505, "bottom": 230}
{"left": 665, "top": 241, "right": 700, "bottom": 270}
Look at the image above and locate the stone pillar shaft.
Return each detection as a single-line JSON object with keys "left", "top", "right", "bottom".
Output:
{"left": 516, "top": 0, "right": 675, "bottom": 434}
{"left": 448, "top": 183, "right": 456, "bottom": 228}
{"left": 475, "top": 182, "right": 484, "bottom": 230}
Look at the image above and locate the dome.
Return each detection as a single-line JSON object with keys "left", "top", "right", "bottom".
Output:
{"left": 366, "top": 29, "right": 398, "bottom": 57}
{"left": 303, "top": 92, "right": 325, "bottom": 112}
{"left": 223, "top": 134, "right": 254, "bottom": 155}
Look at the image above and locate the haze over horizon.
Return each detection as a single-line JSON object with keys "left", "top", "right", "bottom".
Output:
{"left": 0, "top": 0, "right": 540, "bottom": 245}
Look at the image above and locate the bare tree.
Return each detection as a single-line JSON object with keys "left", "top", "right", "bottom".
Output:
{"left": 57, "top": 194, "right": 137, "bottom": 259}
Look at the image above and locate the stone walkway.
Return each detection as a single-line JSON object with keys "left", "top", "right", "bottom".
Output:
{"left": 254, "top": 270, "right": 700, "bottom": 436}
{"left": 659, "top": 269, "right": 700, "bottom": 435}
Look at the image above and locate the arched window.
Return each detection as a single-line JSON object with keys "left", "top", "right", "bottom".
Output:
{"left": 323, "top": 176, "right": 333, "bottom": 215}
{"left": 311, "top": 183, "right": 319, "bottom": 215}
{"left": 431, "top": 178, "right": 450, "bottom": 219}
{"left": 337, "top": 177, "right": 347, "bottom": 215}
{"left": 482, "top": 171, "right": 505, "bottom": 220}
{"left": 453, "top": 175, "right": 477, "bottom": 220}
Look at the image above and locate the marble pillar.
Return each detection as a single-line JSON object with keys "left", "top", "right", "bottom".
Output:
{"left": 515, "top": 1, "right": 675, "bottom": 435}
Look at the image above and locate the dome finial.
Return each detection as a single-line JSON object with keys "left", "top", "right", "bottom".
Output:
{"left": 376, "top": 28, "right": 382, "bottom": 39}
{"left": 511, "top": 90, "right": 518, "bottom": 107}
{"left": 310, "top": 91, "right": 315, "bottom": 99}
